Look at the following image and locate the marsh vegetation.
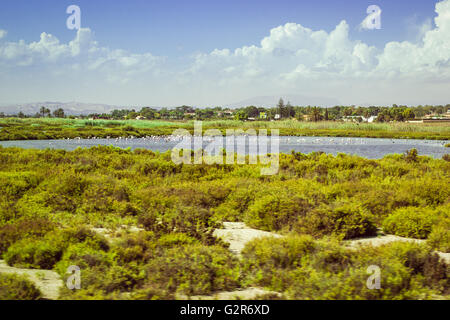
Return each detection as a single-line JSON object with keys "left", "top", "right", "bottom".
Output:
{"left": 0, "top": 118, "right": 449, "bottom": 141}
{"left": 0, "top": 145, "right": 448, "bottom": 299}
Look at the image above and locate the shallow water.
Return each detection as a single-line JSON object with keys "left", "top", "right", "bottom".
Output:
{"left": 0, "top": 136, "right": 448, "bottom": 159}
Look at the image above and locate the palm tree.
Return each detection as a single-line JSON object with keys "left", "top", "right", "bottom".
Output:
{"left": 40, "top": 106, "right": 46, "bottom": 117}
{"left": 311, "top": 107, "right": 321, "bottom": 122}
{"left": 53, "top": 108, "right": 65, "bottom": 118}
{"left": 277, "top": 98, "right": 285, "bottom": 118}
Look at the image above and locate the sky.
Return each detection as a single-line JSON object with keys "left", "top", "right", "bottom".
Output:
{"left": 0, "top": 0, "right": 449, "bottom": 107}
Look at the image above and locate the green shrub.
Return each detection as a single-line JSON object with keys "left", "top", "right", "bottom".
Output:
{"left": 404, "top": 250, "right": 449, "bottom": 293}
{"left": 242, "top": 238, "right": 445, "bottom": 299}
{"left": 160, "top": 206, "right": 220, "bottom": 245}
{"left": 242, "top": 235, "right": 316, "bottom": 271}
{"left": 241, "top": 236, "right": 354, "bottom": 292}
{"left": 4, "top": 227, "right": 109, "bottom": 269}
{"left": 404, "top": 148, "right": 419, "bottom": 162}
{"left": 144, "top": 244, "right": 240, "bottom": 296}
{"left": 55, "top": 242, "right": 140, "bottom": 300}
{"left": 4, "top": 238, "right": 64, "bottom": 269}
{"left": 0, "top": 218, "right": 55, "bottom": 255}
{"left": 295, "top": 202, "right": 377, "bottom": 240}
{"left": 245, "top": 192, "right": 312, "bottom": 232}
{"left": 427, "top": 217, "right": 450, "bottom": 252}
{"left": 382, "top": 207, "right": 439, "bottom": 239}
{"left": 55, "top": 242, "right": 114, "bottom": 276}
{"left": 0, "top": 274, "right": 42, "bottom": 300}
{"left": 113, "top": 232, "right": 157, "bottom": 264}
{"left": 157, "top": 233, "right": 199, "bottom": 247}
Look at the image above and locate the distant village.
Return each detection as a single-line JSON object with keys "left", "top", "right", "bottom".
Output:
{"left": 1, "top": 99, "right": 450, "bottom": 123}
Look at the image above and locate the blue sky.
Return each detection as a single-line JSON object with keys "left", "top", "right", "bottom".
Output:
{"left": 0, "top": 0, "right": 437, "bottom": 55}
{"left": 0, "top": 0, "right": 449, "bottom": 107}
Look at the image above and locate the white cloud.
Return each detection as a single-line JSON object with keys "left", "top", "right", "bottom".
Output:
{"left": 1, "top": 1, "right": 450, "bottom": 106}
{"left": 180, "top": 0, "right": 450, "bottom": 105}
{"left": 375, "top": 0, "right": 450, "bottom": 78}
{"left": 0, "top": 28, "right": 165, "bottom": 83}
{"left": 186, "top": 19, "right": 379, "bottom": 84}
{"left": 0, "top": 30, "right": 6, "bottom": 39}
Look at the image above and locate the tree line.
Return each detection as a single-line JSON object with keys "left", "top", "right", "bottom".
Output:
{"left": 1, "top": 99, "right": 449, "bottom": 122}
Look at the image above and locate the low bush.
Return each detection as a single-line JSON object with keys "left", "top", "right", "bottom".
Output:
{"left": 144, "top": 244, "right": 240, "bottom": 296}
{"left": 159, "top": 206, "right": 220, "bottom": 245}
{"left": 4, "top": 238, "right": 64, "bottom": 269}
{"left": 242, "top": 237, "right": 447, "bottom": 299}
{"left": 295, "top": 202, "right": 377, "bottom": 240}
{"left": 4, "top": 227, "right": 109, "bottom": 269}
{"left": 0, "top": 218, "right": 55, "bottom": 255}
{"left": 382, "top": 207, "right": 440, "bottom": 239}
{"left": 56, "top": 243, "right": 137, "bottom": 300}
{"left": 404, "top": 148, "right": 419, "bottom": 162}
{"left": 242, "top": 235, "right": 316, "bottom": 271}
{"left": 427, "top": 215, "right": 450, "bottom": 252}
{"left": 0, "top": 273, "right": 42, "bottom": 300}
{"left": 245, "top": 193, "right": 313, "bottom": 232}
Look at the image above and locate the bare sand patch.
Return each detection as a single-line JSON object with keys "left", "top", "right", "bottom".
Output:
{"left": 91, "top": 225, "right": 145, "bottom": 243}
{"left": 346, "top": 234, "right": 425, "bottom": 248}
{"left": 0, "top": 259, "right": 63, "bottom": 300}
{"left": 346, "top": 235, "right": 449, "bottom": 264}
{"left": 213, "top": 222, "right": 282, "bottom": 256}
{"left": 178, "top": 287, "right": 282, "bottom": 300}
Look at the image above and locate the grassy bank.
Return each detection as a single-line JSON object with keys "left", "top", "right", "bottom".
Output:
{"left": 0, "top": 146, "right": 448, "bottom": 299}
{"left": 0, "top": 118, "right": 449, "bottom": 140}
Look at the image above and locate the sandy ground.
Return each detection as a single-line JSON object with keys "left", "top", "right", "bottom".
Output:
{"left": 214, "top": 222, "right": 450, "bottom": 264}
{"left": 346, "top": 234, "right": 425, "bottom": 248}
{"left": 213, "top": 222, "right": 283, "bottom": 256}
{"left": 178, "top": 287, "right": 282, "bottom": 300}
{"left": 0, "top": 259, "right": 63, "bottom": 300}
{"left": 92, "top": 225, "right": 145, "bottom": 243}
{"left": 346, "top": 235, "right": 450, "bottom": 264}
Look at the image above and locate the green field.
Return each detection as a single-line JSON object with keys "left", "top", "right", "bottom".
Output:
{"left": 0, "top": 118, "right": 449, "bottom": 140}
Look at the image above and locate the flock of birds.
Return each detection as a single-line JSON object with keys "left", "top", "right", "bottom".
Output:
{"left": 60, "top": 135, "right": 446, "bottom": 146}
{"left": 6, "top": 135, "right": 445, "bottom": 159}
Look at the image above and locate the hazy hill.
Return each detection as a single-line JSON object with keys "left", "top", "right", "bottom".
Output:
{"left": 0, "top": 102, "right": 138, "bottom": 116}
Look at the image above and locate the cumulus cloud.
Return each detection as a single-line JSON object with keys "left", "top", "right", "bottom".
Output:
{"left": 181, "top": 0, "right": 450, "bottom": 104}
{"left": 1, "top": 0, "right": 450, "bottom": 106}
{"left": 375, "top": 0, "right": 450, "bottom": 77}
{"left": 0, "top": 30, "right": 6, "bottom": 39}
{"left": 0, "top": 28, "right": 164, "bottom": 83}
{"left": 186, "top": 19, "right": 379, "bottom": 84}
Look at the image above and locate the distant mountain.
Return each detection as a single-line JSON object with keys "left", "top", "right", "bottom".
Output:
{"left": 0, "top": 102, "right": 145, "bottom": 116}
{"left": 226, "top": 94, "right": 341, "bottom": 108}
{"left": 0, "top": 95, "right": 342, "bottom": 116}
